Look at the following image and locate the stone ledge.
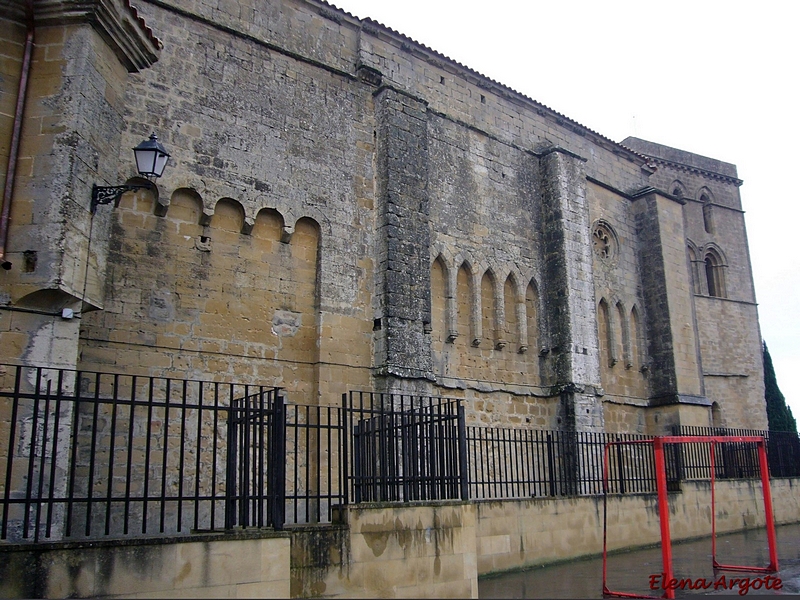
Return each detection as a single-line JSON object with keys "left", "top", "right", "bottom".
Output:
{"left": 648, "top": 393, "right": 711, "bottom": 407}
{"left": 33, "top": 0, "right": 160, "bottom": 72}
{"left": 0, "top": 528, "right": 290, "bottom": 554}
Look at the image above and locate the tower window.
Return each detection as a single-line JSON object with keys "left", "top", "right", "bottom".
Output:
{"left": 704, "top": 251, "right": 726, "bottom": 298}
{"left": 701, "top": 194, "right": 714, "bottom": 234}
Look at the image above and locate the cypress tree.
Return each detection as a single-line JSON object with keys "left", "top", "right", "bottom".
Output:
{"left": 763, "top": 342, "right": 797, "bottom": 433}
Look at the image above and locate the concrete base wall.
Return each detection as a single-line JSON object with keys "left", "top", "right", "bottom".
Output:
{"left": 2, "top": 479, "right": 799, "bottom": 598}
{"left": 291, "top": 502, "right": 478, "bottom": 599}
{"left": 476, "top": 478, "right": 800, "bottom": 576}
{"left": 0, "top": 532, "right": 291, "bottom": 599}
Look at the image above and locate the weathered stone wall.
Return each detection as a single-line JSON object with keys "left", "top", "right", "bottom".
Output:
{"left": 0, "top": 0, "right": 159, "bottom": 371}
{"left": 623, "top": 138, "right": 765, "bottom": 430}
{"left": 427, "top": 110, "right": 548, "bottom": 409}
{"left": 0, "top": 4, "right": 26, "bottom": 202}
{"left": 373, "top": 87, "right": 432, "bottom": 385}
{"left": 632, "top": 191, "right": 705, "bottom": 411}
{"left": 355, "top": 19, "right": 648, "bottom": 193}
{"left": 0, "top": 0, "right": 769, "bottom": 433}
{"left": 588, "top": 181, "right": 648, "bottom": 421}
{"left": 80, "top": 0, "right": 765, "bottom": 429}
{"left": 79, "top": 0, "right": 378, "bottom": 402}
{"left": 78, "top": 187, "right": 338, "bottom": 403}
{"left": 695, "top": 297, "right": 765, "bottom": 428}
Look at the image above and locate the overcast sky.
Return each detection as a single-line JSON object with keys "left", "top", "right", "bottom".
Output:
{"left": 331, "top": 0, "right": 800, "bottom": 424}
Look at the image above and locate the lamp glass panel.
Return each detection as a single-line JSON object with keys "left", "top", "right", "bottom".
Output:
{"left": 135, "top": 148, "right": 158, "bottom": 176}
{"left": 154, "top": 153, "right": 169, "bottom": 177}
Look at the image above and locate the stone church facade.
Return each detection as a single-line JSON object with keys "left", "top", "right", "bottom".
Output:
{"left": 0, "top": 0, "right": 767, "bottom": 435}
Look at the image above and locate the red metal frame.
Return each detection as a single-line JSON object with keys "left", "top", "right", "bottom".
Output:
{"left": 602, "top": 436, "right": 778, "bottom": 599}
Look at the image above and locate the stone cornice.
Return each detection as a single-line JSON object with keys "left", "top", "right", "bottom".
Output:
{"left": 587, "top": 178, "right": 688, "bottom": 205}
{"left": 349, "top": 0, "right": 649, "bottom": 170}
{"left": 34, "top": 0, "right": 161, "bottom": 72}
{"left": 647, "top": 155, "right": 743, "bottom": 187}
{"left": 352, "top": 13, "right": 655, "bottom": 171}
{"left": 628, "top": 185, "right": 687, "bottom": 205}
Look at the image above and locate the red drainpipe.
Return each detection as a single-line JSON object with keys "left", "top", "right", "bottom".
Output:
{"left": 0, "top": 0, "right": 35, "bottom": 270}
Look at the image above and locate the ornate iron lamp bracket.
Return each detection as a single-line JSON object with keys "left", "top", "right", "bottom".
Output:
{"left": 91, "top": 183, "right": 151, "bottom": 214}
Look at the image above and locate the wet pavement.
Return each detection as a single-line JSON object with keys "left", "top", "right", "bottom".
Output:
{"left": 479, "top": 522, "right": 800, "bottom": 598}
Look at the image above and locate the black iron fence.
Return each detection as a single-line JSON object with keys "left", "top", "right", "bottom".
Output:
{"left": 466, "top": 428, "right": 660, "bottom": 499}
{"left": 0, "top": 365, "right": 284, "bottom": 542}
{"left": 674, "top": 426, "right": 800, "bottom": 479}
{"left": 346, "top": 391, "right": 466, "bottom": 503}
{"left": 282, "top": 401, "right": 345, "bottom": 526}
{"left": 3, "top": 364, "right": 800, "bottom": 544}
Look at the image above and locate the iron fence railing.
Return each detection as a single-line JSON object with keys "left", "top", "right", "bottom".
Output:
{"left": 466, "top": 428, "right": 661, "bottom": 499}
{"left": 0, "top": 365, "right": 282, "bottom": 543}
{"left": 766, "top": 431, "right": 800, "bottom": 477}
{"left": 283, "top": 402, "right": 344, "bottom": 525}
{"left": 3, "top": 363, "right": 800, "bottom": 545}
{"left": 344, "top": 391, "right": 467, "bottom": 503}
{"left": 674, "top": 425, "right": 800, "bottom": 479}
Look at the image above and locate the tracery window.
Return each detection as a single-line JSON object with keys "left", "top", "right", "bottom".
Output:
{"left": 592, "top": 220, "right": 618, "bottom": 262}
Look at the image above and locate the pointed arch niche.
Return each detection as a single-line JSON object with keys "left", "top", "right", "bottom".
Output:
{"left": 525, "top": 281, "right": 540, "bottom": 354}
{"left": 456, "top": 261, "right": 478, "bottom": 346}
{"left": 700, "top": 189, "right": 715, "bottom": 234}
{"left": 670, "top": 180, "right": 686, "bottom": 199}
{"left": 503, "top": 274, "right": 518, "bottom": 350}
{"left": 480, "top": 270, "right": 498, "bottom": 349}
{"left": 598, "top": 298, "right": 616, "bottom": 369}
{"left": 431, "top": 256, "right": 448, "bottom": 348}
{"left": 630, "top": 305, "right": 647, "bottom": 373}
{"left": 243, "top": 210, "right": 321, "bottom": 399}
{"left": 711, "top": 402, "right": 723, "bottom": 428}
{"left": 285, "top": 217, "right": 321, "bottom": 358}
{"left": 687, "top": 240, "right": 702, "bottom": 294}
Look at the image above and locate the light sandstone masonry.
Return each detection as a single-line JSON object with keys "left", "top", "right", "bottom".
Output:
{"left": 0, "top": 0, "right": 769, "bottom": 431}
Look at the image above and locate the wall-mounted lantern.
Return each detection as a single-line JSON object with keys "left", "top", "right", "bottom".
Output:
{"left": 91, "top": 133, "right": 170, "bottom": 213}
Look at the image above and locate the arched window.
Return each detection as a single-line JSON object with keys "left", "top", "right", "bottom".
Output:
{"left": 701, "top": 193, "right": 714, "bottom": 234}
{"left": 704, "top": 250, "right": 726, "bottom": 298}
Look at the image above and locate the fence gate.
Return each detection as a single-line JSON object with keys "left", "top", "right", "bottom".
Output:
{"left": 349, "top": 394, "right": 467, "bottom": 503}
{"left": 226, "top": 390, "right": 285, "bottom": 530}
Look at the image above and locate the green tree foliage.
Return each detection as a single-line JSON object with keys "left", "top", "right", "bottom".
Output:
{"left": 763, "top": 342, "right": 797, "bottom": 433}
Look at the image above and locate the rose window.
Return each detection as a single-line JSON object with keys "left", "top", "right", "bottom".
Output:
{"left": 592, "top": 221, "right": 618, "bottom": 262}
